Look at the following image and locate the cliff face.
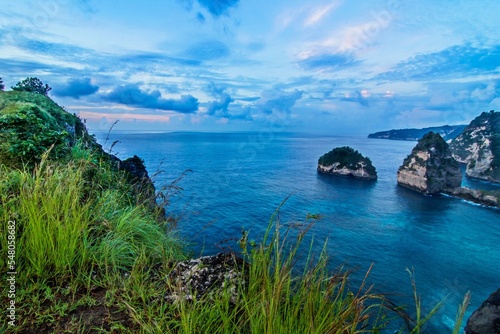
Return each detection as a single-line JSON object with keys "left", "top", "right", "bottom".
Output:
{"left": 449, "top": 110, "right": 500, "bottom": 183}
{"left": 318, "top": 146, "right": 377, "bottom": 180}
{"left": 397, "top": 132, "right": 462, "bottom": 194}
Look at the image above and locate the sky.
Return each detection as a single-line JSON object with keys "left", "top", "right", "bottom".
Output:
{"left": 1, "top": 0, "right": 499, "bottom": 134}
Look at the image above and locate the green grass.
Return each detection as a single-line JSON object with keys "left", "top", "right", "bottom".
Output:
{"left": 0, "top": 132, "right": 469, "bottom": 333}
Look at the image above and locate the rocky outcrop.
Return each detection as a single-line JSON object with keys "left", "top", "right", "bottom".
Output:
{"left": 317, "top": 146, "right": 377, "bottom": 180}
{"left": 450, "top": 110, "right": 500, "bottom": 183}
{"left": 397, "top": 132, "right": 462, "bottom": 194}
{"left": 465, "top": 288, "right": 500, "bottom": 334}
{"left": 166, "top": 253, "right": 246, "bottom": 304}
{"left": 443, "top": 187, "right": 499, "bottom": 207}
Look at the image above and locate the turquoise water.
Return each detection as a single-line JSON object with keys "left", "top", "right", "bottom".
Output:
{"left": 100, "top": 131, "right": 499, "bottom": 332}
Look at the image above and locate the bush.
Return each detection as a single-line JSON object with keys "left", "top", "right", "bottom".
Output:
{"left": 11, "top": 77, "right": 52, "bottom": 96}
{"left": 0, "top": 106, "right": 69, "bottom": 167}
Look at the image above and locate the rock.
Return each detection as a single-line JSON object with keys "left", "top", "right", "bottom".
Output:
{"left": 397, "top": 132, "right": 462, "bottom": 194}
{"left": 466, "top": 288, "right": 500, "bottom": 334}
{"left": 317, "top": 146, "right": 377, "bottom": 180}
{"left": 443, "top": 187, "right": 499, "bottom": 208}
{"left": 165, "top": 253, "right": 247, "bottom": 304}
{"left": 118, "top": 155, "right": 163, "bottom": 218}
{"left": 450, "top": 110, "right": 500, "bottom": 183}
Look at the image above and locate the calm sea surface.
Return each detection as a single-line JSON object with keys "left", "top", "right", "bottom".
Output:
{"left": 98, "top": 131, "right": 499, "bottom": 332}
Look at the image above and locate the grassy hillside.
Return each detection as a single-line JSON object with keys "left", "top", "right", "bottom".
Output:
{"left": 0, "top": 91, "right": 467, "bottom": 333}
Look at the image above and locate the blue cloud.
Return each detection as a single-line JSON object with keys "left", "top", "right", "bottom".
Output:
{"left": 297, "top": 52, "right": 361, "bottom": 71}
{"left": 54, "top": 77, "right": 99, "bottom": 98}
{"left": 206, "top": 87, "right": 234, "bottom": 117}
{"left": 185, "top": 40, "right": 230, "bottom": 61}
{"left": 255, "top": 89, "right": 303, "bottom": 115}
{"left": 119, "top": 52, "right": 201, "bottom": 66}
{"left": 340, "top": 91, "right": 371, "bottom": 107}
{"left": 196, "top": 12, "right": 206, "bottom": 22}
{"left": 103, "top": 84, "right": 199, "bottom": 113}
{"left": 16, "top": 38, "right": 92, "bottom": 59}
{"left": 203, "top": 82, "right": 251, "bottom": 120}
{"left": 376, "top": 43, "right": 500, "bottom": 81}
{"left": 197, "top": 0, "right": 240, "bottom": 17}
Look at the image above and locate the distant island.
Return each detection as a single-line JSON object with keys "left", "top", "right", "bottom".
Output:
{"left": 317, "top": 146, "right": 377, "bottom": 180}
{"left": 368, "top": 125, "right": 466, "bottom": 141}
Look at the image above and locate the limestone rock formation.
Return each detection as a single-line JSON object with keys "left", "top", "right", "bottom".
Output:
{"left": 465, "top": 288, "right": 500, "bottom": 334}
{"left": 166, "top": 253, "right": 246, "bottom": 304}
{"left": 450, "top": 110, "right": 500, "bottom": 183}
{"left": 397, "top": 132, "right": 462, "bottom": 194}
{"left": 443, "top": 187, "right": 499, "bottom": 207}
{"left": 317, "top": 146, "right": 377, "bottom": 180}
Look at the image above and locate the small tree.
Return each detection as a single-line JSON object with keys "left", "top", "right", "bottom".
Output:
{"left": 12, "top": 77, "right": 51, "bottom": 95}
{"left": 0, "top": 77, "right": 4, "bottom": 91}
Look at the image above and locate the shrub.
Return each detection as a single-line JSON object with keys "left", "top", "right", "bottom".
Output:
{"left": 0, "top": 106, "right": 69, "bottom": 167}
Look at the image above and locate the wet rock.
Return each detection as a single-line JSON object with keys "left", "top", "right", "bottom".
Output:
{"left": 466, "top": 288, "right": 500, "bottom": 334}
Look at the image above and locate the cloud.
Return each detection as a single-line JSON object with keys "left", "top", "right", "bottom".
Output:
{"left": 376, "top": 43, "right": 500, "bottom": 81}
{"left": 197, "top": 0, "right": 240, "bottom": 17}
{"left": 15, "top": 38, "right": 95, "bottom": 61}
{"left": 196, "top": 12, "right": 206, "bottom": 22}
{"left": 203, "top": 82, "right": 252, "bottom": 120}
{"left": 340, "top": 90, "right": 371, "bottom": 107}
{"left": 119, "top": 52, "right": 201, "bottom": 67}
{"left": 255, "top": 89, "right": 303, "bottom": 115}
{"left": 304, "top": 1, "right": 342, "bottom": 26}
{"left": 297, "top": 52, "right": 360, "bottom": 71}
{"left": 206, "top": 82, "right": 233, "bottom": 113}
{"left": 54, "top": 77, "right": 99, "bottom": 98}
{"left": 103, "top": 84, "right": 199, "bottom": 113}
{"left": 185, "top": 40, "right": 230, "bottom": 61}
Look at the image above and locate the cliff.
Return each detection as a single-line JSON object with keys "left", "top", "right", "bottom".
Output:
{"left": 368, "top": 124, "right": 466, "bottom": 141}
{"left": 397, "top": 132, "right": 462, "bottom": 194}
{"left": 0, "top": 90, "right": 162, "bottom": 218}
{"left": 318, "top": 146, "right": 377, "bottom": 180}
{"left": 449, "top": 110, "right": 500, "bottom": 183}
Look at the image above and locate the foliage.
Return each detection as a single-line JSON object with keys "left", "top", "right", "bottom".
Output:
{"left": 11, "top": 77, "right": 52, "bottom": 95}
{"left": 318, "top": 146, "right": 377, "bottom": 175}
{"left": 0, "top": 77, "right": 4, "bottom": 91}
{"left": 0, "top": 91, "right": 99, "bottom": 168}
{"left": 414, "top": 132, "right": 448, "bottom": 153}
{"left": 0, "top": 106, "right": 69, "bottom": 166}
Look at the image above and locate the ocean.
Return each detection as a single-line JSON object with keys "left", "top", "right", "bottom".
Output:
{"left": 97, "top": 131, "right": 499, "bottom": 332}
